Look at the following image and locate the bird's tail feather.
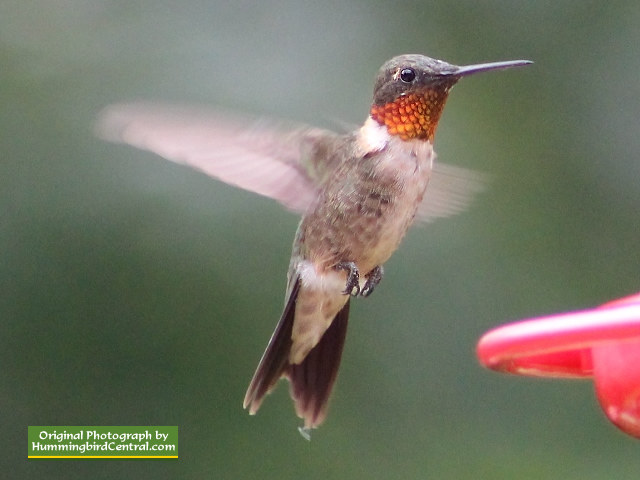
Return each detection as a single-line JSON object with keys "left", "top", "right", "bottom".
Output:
{"left": 243, "top": 277, "right": 349, "bottom": 429}
{"left": 287, "top": 299, "right": 349, "bottom": 428}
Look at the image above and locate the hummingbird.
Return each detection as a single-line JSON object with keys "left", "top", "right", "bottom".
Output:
{"left": 96, "top": 54, "right": 531, "bottom": 433}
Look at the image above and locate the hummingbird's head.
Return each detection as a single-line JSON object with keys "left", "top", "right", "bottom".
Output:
{"left": 370, "top": 54, "right": 532, "bottom": 142}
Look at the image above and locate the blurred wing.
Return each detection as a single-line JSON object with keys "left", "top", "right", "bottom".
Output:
{"left": 95, "top": 102, "right": 339, "bottom": 213}
{"left": 417, "top": 163, "right": 488, "bottom": 222}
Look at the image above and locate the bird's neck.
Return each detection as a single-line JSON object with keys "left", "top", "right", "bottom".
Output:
{"left": 356, "top": 116, "right": 434, "bottom": 162}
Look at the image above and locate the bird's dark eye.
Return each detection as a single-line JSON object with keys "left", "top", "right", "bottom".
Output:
{"left": 399, "top": 68, "right": 416, "bottom": 83}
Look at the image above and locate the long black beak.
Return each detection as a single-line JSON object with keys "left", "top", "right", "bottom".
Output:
{"left": 452, "top": 59, "right": 533, "bottom": 78}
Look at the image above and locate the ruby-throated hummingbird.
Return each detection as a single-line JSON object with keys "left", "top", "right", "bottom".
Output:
{"left": 96, "top": 54, "right": 531, "bottom": 433}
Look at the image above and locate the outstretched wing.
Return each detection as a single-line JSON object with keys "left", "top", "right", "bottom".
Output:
{"left": 96, "top": 102, "right": 486, "bottom": 220}
{"left": 95, "top": 102, "right": 341, "bottom": 213}
{"left": 417, "top": 162, "right": 488, "bottom": 222}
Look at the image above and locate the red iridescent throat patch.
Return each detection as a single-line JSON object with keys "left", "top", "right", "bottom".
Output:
{"left": 370, "top": 85, "right": 452, "bottom": 142}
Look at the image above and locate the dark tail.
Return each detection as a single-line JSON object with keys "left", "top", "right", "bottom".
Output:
{"left": 243, "top": 277, "right": 350, "bottom": 429}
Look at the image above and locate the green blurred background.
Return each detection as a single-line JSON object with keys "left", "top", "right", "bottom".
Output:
{"left": 3, "top": 1, "right": 640, "bottom": 478}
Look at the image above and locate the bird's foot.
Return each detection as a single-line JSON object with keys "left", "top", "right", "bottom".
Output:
{"left": 336, "top": 261, "right": 360, "bottom": 296}
{"left": 360, "top": 265, "right": 383, "bottom": 297}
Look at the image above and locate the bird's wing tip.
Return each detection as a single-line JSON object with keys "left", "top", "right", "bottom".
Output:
{"left": 93, "top": 103, "right": 136, "bottom": 144}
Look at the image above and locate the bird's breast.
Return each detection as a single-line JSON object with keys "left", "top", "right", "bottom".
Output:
{"left": 299, "top": 135, "right": 435, "bottom": 274}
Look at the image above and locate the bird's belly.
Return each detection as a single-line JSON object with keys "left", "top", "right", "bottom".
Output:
{"left": 303, "top": 176, "right": 427, "bottom": 275}
{"left": 300, "top": 138, "right": 434, "bottom": 275}
{"left": 350, "top": 189, "right": 422, "bottom": 272}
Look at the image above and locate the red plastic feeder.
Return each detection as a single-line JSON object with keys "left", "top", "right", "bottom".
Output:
{"left": 477, "top": 292, "right": 640, "bottom": 438}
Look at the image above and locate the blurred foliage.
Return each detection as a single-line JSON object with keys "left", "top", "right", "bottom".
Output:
{"left": 2, "top": 1, "right": 640, "bottom": 478}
